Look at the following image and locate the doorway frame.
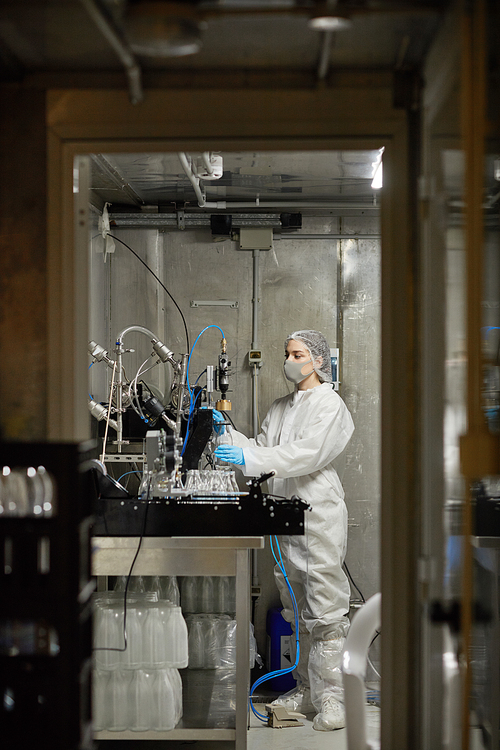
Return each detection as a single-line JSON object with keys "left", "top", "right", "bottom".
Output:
{"left": 46, "top": 83, "right": 415, "bottom": 749}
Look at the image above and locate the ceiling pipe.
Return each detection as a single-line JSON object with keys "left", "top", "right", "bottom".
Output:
{"left": 202, "top": 152, "right": 216, "bottom": 175}
{"left": 317, "top": 30, "right": 333, "bottom": 80}
{"left": 178, "top": 152, "right": 209, "bottom": 207}
{"left": 79, "top": 0, "right": 144, "bottom": 104}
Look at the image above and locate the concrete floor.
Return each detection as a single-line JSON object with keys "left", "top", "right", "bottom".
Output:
{"left": 95, "top": 703, "right": 381, "bottom": 750}
{"left": 247, "top": 702, "right": 380, "bottom": 750}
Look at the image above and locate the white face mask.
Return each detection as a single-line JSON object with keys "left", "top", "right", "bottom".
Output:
{"left": 283, "top": 358, "right": 314, "bottom": 384}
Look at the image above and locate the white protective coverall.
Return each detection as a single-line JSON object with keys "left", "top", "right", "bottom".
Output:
{"left": 229, "top": 381, "right": 354, "bottom": 724}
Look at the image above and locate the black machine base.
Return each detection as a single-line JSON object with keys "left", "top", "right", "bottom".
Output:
{"left": 92, "top": 494, "right": 308, "bottom": 537}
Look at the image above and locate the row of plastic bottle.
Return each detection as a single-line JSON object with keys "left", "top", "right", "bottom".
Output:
{"left": 93, "top": 593, "right": 188, "bottom": 671}
{"left": 0, "top": 466, "right": 56, "bottom": 517}
{"left": 111, "top": 574, "right": 236, "bottom": 616}
{"left": 180, "top": 575, "right": 236, "bottom": 615}
{"left": 113, "top": 575, "right": 180, "bottom": 605}
{"left": 93, "top": 667, "right": 182, "bottom": 732}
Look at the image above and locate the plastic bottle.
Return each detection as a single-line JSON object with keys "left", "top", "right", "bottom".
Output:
{"left": 181, "top": 577, "right": 198, "bottom": 614}
{"left": 162, "top": 576, "right": 180, "bottom": 605}
{"left": 107, "top": 669, "right": 130, "bottom": 731}
{"left": 188, "top": 617, "right": 205, "bottom": 669}
{"left": 200, "top": 576, "right": 214, "bottom": 613}
{"left": 128, "top": 669, "right": 153, "bottom": 731}
{"left": 92, "top": 669, "right": 110, "bottom": 731}
{"left": 215, "top": 576, "right": 230, "bottom": 614}
{"left": 151, "top": 669, "right": 177, "bottom": 731}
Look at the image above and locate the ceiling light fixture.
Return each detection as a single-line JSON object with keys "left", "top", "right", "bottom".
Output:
{"left": 124, "top": 1, "right": 204, "bottom": 57}
{"left": 308, "top": 1, "right": 351, "bottom": 32}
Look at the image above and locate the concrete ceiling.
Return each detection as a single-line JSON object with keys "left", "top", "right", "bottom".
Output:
{"left": 0, "top": 1, "right": 447, "bottom": 213}
{"left": 0, "top": 1, "right": 446, "bottom": 82}
{"left": 90, "top": 150, "right": 383, "bottom": 211}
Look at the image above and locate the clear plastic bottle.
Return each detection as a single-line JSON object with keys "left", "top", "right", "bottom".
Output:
{"left": 92, "top": 668, "right": 110, "bottom": 731}
{"left": 181, "top": 576, "right": 198, "bottom": 614}
{"left": 215, "top": 576, "right": 230, "bottom": 614}
{"left": 200, "top": 576, "right": 214, "bottom": 613}
{"left": 161, "top": 576, "right": 180, "bottom": 605}
{"left": 162, "top": 604, "right": 188, "bottom": 668}
{"left": 128, "top": 669, "right": 153, "bottom": 731}
{"left": 94, "top": 603, "right": 123, "bottom": 671}
{"left": 120, "top": 604, "right": 143, "bottom": 670}
{"left": 151, "top": 669, "right": 177, "bottom": 731}
{"left": 146, "top": 575, "right": 162, "bottom": 599}
{"left": 203, "top": 617, "right": 219, "bottom": 669}
{"left": 143, "top": 603, "right": 166, "bottom": 669}
{"left": 187, "top": 617, "right": 205, "bottom": 669}
{"left": 113, "top": 576, "right": 128, "bottom": 593}
{"left": 128, "top": 576, "right": 146, "bottom": 593}
{"left": 107, "top": 669, "right": 130, "bottom": 731}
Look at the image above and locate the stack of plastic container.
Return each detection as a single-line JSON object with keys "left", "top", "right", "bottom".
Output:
{"left": 180, "top": 576, "right": 257, "bottom": 670}
{"left": 92, "top": 585, "right": 188, "bottom": 732}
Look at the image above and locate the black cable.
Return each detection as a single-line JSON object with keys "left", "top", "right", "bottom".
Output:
{"left": 343, "top": 561, "right": 365, "bottom": 603}
{"left": 94, "top": 481, "right": 151, "bottom": 654}
{"left": 369, "top": 630, "right": 381, "bottom": 648}
{"left": 108, "top": 233, "right": 190, "bottom": 352}
{"left": 222, "top": 410, "right": 238, "bottom": 431}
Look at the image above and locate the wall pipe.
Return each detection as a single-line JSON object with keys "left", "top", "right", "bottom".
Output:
{"left": 277, "top": 234, "right": 380, "bottom": 240}
{"left": 251, "top": 248, "right": 261, "bottom": 589}
{"left": 251, "top": 249, "right": 260, "bottom": 439}
{"left": 79, "top": 0, "right": 143, "bottom": 104}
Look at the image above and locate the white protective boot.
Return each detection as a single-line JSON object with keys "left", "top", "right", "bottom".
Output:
{"left": 271, "top": 631, "right": 315, "bottom": 714}
{"left": 309, "top": 637, "right": 346, "bottom": 731}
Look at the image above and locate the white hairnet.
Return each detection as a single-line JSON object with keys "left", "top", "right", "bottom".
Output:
{"left": 285, "top": 330, "right": 333, "bottom": 383}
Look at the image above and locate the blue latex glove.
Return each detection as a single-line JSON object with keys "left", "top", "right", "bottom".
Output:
{"left": 201, "top": 407, "right": 226, "bottom": 435}
{"left": 214, "top": 445, "right": 245, "bottom": 465}
{"left": 211, "top": 409, "right": 226, "bottom": 435}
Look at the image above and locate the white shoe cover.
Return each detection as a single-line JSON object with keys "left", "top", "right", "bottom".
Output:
{"left": 270, "top": 685, "right": 315, "bottom": 714}
{"left": 312, "top": 695, "right": 345, "bottom": 731}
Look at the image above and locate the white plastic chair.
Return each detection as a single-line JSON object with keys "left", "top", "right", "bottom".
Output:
{"left": 342, "top": 592, "right": 381, "bottom": 750}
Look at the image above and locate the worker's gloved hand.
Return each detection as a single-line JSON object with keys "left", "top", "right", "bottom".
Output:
{"left": 214, "top": 445, "right": 245, "bottom": 465}
{"left": 201, "top": 407, "right": 226, "bottom": 435}
{"left": 211, "top": 409, "right": 226, "bottom": 435}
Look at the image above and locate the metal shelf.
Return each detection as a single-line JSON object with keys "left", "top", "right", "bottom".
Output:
{"left": 92, "top": 536, "right": 264, "bottom": 749}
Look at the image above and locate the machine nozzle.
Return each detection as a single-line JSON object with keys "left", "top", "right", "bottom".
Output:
{"left": 152, "top": 338, "right": 176, "bottom": 364}
{"left": 88, "top": 340, "right": 116, "bottom": 368}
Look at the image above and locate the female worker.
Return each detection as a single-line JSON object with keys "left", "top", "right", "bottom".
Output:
{"left": 213, "top": 330, "right": 354, "bottom": 731}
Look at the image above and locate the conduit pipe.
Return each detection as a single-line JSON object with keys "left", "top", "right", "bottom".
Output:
{"left": 317, "top": 30, "right": 333, "bottom": 80}
{"left": 202, "top": 152, "right": 215, "bottom": 175}
{"left": 251, "top": 249, "right": 260, "bottom": 439}
{"left": 79, "top": 0, "right": 143, "bottom": 104}
{"left": 251, "top": 249, "right": 261, "bottom": 590}
{"left": 178, "top": 152, "right": 208, "bottom": 206}
{"left": 277, "top": 234, "right": 380, "bottom": 240}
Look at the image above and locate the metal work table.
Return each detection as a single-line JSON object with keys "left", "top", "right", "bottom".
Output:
{"left": 92, "top": 536, "right": 264, "bottom": 749}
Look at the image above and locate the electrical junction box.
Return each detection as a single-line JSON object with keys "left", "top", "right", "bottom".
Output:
{"left": 239, "top": 227, "right": 273, "bottom": 250}
{"left": 248, "top": 349, "right": 262, "bottom": 365}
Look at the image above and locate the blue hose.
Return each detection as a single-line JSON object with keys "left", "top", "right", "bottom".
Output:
{"left": 248, "top": 536, "right": 300, "bottom": 722}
